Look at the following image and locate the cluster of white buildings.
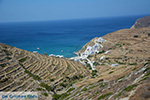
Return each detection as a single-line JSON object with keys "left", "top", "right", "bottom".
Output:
{"left": 75, "top": 37, "right": 105, "bottom": 70}
{"left": 49, "top": 54, "right": 64, "bottom": 58}
{"left": 80, "top": 37, "right": 105, "bottom": 59}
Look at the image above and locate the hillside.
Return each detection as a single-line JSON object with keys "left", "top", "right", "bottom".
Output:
{"left": 0, "top": 43, "right": 90, "bottom": 100}
{"left": 0, "top": 16, "right": 150, "bottom": 100}
{"left": 131, "top": 16, "right": 150, "bottom": 29}
{"left": 72, "top": 27, "right": 150, "bottom": 99}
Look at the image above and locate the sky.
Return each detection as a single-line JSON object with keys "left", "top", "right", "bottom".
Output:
{"left": 0, "top": 0, "right": 150, "bottom": 22}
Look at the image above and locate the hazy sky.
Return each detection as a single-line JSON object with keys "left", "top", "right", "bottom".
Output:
{"left": 0, "top": 0, "right": 150, "bottom": 22}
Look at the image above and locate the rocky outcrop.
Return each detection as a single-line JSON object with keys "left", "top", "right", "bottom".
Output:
{"left": 131, "top": 16, "right": 150, "bottom": 29}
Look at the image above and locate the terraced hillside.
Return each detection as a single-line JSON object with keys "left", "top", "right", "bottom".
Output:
{"left": 65, "top": 27, "right": 150, "bottom": 100}
{"left": 0, "top": 16, "right": 150, "bottom": 100}
{"left": 0, "top": 43, "right": 90, "bottom": 100}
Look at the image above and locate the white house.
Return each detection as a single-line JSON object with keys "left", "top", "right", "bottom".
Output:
{"left": 100, "top": 56, "right": 105, "bottom": 60}
{"left": 111, "top": 64, "right": 120, "bottom": 67}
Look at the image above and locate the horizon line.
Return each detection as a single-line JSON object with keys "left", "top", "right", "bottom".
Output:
{"left": 0, "top": 13, "right": 149, "bottom": 24}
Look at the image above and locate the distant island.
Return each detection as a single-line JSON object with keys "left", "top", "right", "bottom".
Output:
{"left": 0, "top": 16, "right": 150, "bottom": 100}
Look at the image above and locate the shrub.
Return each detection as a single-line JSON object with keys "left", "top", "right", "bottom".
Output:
{"left": 108, "top": 71, "right": 114, "bottom": 74}
{"left": 92, "top": 70, "right": 97, "bottom": 76}
{"left": 0, "top": 64, "right": 6, "bottom": 68}
{"left": 42, "top": 93, "right": 48, "bottom": 96}
{"left": 53, "top": 94, "right": 61, "bottom": 99}
{"left": 67, "top": 88, "right": 75, "bottom": 92}
{"left": 24, "top": 70, "right": 41, "bottom": 80}
{"left": 93, "top": 62, "right": 100, "bottom": 66}
{"left": 133, "top": 35, "right": 138, "bottom": 38}
{"left": 87, "top": 55, "right": 93, "bottom": 58}
{"left": 98, "top": 79, "right": 104, "bottom": 82}
{"left": 123, "top": 84, "right": 137, "bottom": 91}
{"left": 86, "top": 64, "right": 91, "bottom": 67}
{"left": 53, "top": 93, "right": 70, "bottom": 100}
{"left": 6, "top": 57, "right": 11, "bottom": 60}
{"left": 98, "top": 50, "right": 105, "bottom": 54}
{"left": 0, "top": 77, "right": 8, "bottom": 83}
{"left": 82, "top": 87, "right": 88, "bottom": 91}
{"left": 143, "top": 67, "right": 150, "bottom": 73}
{"left": 98, "top": 92, "right": 113, "bottom": 100}
{"left": 89, "top": 67, "right": 92, "bottom": 70}
{"left": 100, "top": 83, "right": 108, "bottom": 88}
{"left": 19, "top": 57, "right": 27, "bottom": 63}
{"left": 117, "top": 75, "right": 125, "bottom": 80}
{"left": 60, "top": 83, "right": 67, "bottom": 87}
{"left": 36, "top": 88, "right": 43, "bottom": 91}
{"left": 2, "top": 49, "right": 12, "bottom": 55}
{"left": 114, "top": 43, "right": 121, "bottom": 47}
{"left": 71, "top": 75, "right": 79, "bottom": 80}
{"left": 50, "top": 78, "right": 54, "bottom": 82}
{"left": 128, "top": 63, "right": 137, "bottom": 65}
{"left": 40, "top": 83, "right": 53, "bottom": 91}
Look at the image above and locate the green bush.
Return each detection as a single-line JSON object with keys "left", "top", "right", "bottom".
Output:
{"left": 93, "top": 62, "right": 100, "bottom": 66}
{"left": 42, "top": 93, "right": 48, "bottom": 96}
{"left": 36, "top": 88, "right": 43, "bottom": 91}
{"left": 19, "top": 57, "right": 27, "bottom": 63}
{"left": 6, "top": 57, "right": 11, "bottom": 60}
{"left": 53, "top": 93, "right": 70, "bottom": 100}
{"left": 98, "top": 79, "right": 104, "bottom": 82}
{"left": 53, "top": 94, "right": 61, "bottom": 99}
{"left": 82, "top": 87, "right": 88, "bottom": 91}
{"left": 50, "top": 78, "right": 54, "bottom": 82}
{"left": 2, "top": 49, "right": 12, "bottom": 55}
{"left": 117, "top": 75, "right": 125, "bottom": 80}
{"left": 98, "top": 92, "right": 113, "bottom": 100}
{"left": 128, "top": 63, "right": 137, "bottom": 65}
{"left": 87, "top": 55, "right": 93, "bottom": 58}
{"left": 0, "top": 64, "right": 6, "bottom": 68}
{"left": 143, "top": 67, "right": 150, "bottom": 73}
{"left": 115, "top": 84, "right": 137, "bottom": 98}
{"left": 40, "top": 83, "right": 53, "bottom": 92}
{"left": 92, "top": 70, "right": 97, "bottom": 76}
{"left": 108, "top": 71, "right": 114, "bottom": 74}
{"left": 133, "top": 35, "right": 138, "bottom": 38}
{"left": 98, "top": 50, "right": 105, "bottom": 54}
{"left": 60, "top": 83, "right": 67, "bottom": 87}
{"left": 67, "top": 88, "right": 75, "bottom": 92}
{"left": 24, "top": 69, "right": 41, "bottom": 80}
{"left": 86, "top": 63, "right": 91, "bottom": 67}
{"left": 123, "top": 84, "right": 137, "bottom": 91}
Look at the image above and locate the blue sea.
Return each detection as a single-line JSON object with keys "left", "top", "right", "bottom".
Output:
{"left": 0, "top": 15, "right": 146, "bottom": 57}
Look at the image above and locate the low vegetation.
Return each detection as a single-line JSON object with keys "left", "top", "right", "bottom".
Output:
{"left": 98, "top": 92, "right": 113, "bottom": 100}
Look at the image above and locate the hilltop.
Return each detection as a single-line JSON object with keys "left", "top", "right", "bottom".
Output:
{"left": 0, "top": 16, "right": 150, "bottom": 100}
{"left": 131, "top": 16, "right": 150, "bottom": 29}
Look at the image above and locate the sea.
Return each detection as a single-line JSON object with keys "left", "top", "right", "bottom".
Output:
{"left": 0, "top": 15, "right": 146, "bottom": 57}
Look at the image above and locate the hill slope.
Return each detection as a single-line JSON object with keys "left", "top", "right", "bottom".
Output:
{"left": 72, "top": 27, "right": 150, "bottom": 100}
{"left": 0, "top": 16, "right": 150, "bottom": 100}
{"left": 0, "top": 43, "right": 90, "bottom": 100}
{"left": 131, "top": 16, "right": 150, "bottom": 29}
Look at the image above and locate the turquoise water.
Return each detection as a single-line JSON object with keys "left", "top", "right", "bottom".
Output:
{"left": 0, "top": 15, "right": 146, "bottom": 57}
